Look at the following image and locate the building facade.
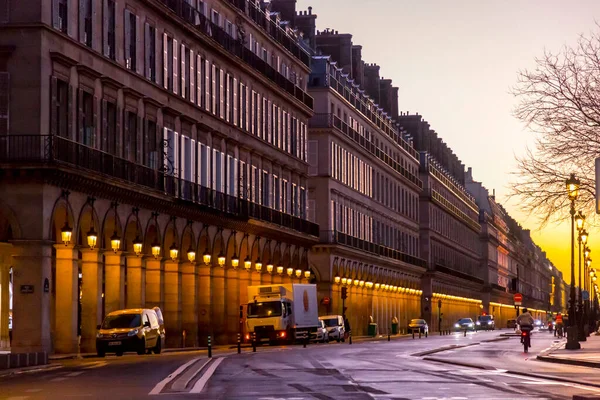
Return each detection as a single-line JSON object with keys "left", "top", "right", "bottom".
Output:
{"left": 307, "top": 55, "right": 425, "bottom": 336}
{"left": 0, "top": 0, "right": 319, "bottom": 353}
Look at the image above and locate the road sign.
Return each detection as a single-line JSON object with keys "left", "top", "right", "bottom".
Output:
{"left": 514, "top": 293, "right": 523, "bottom": 303}
{"left": 583, "top": 290, "right": 590, "bottom": 301}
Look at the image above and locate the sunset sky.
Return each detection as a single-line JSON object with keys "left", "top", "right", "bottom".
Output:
{"left": 297, "top": 0, "right": 600, "bottom": 282}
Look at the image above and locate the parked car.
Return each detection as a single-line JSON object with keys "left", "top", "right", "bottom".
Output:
{"left": 311, "top": 319, "right": 329, "bottom": 343}
{"left": 408, "top": 319, "right": 428, "bottom": 334}
{"left": 319, "top": 315, "right": 345, "bottom": 342}
{"left": 454, "top": 318, "right": 475, "bottom": 331}
{"left": 507, "top": 319, "right": 517, "bottom": 329}
{"left": 476, "top": 315, "right": 495, "bottom": 330}
{"left": 96, "top": 308, "right": 164, "bottom": 357}
{"left": 153, "top": 307, "right": 166, "bottom": 337}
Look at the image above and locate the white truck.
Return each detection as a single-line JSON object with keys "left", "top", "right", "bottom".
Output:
{"left": 245, "top": 284, "right": 319, "bottom": 344}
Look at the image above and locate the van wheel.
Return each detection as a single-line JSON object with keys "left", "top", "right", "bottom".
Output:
{"left": 137, "top": 339, "right": 146, "bottom": 355}
{"left": 153, "top": 337, "right": 162, "bottom": 354}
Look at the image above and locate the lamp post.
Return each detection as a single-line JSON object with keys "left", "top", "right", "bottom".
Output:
{"left": 578, "top": 228, "right": 588, "bottom": 341}
{"left": 566, "top": 173, "right": 581, "bottom": 350}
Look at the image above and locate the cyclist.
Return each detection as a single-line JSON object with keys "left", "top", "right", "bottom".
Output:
{"left": 555, "top": 312, "right": 564, "bottom": 338}
{"left": 517, "top": 308, "right": 534, "bottom": 345}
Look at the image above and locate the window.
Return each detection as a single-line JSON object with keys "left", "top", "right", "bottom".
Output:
{"left": 145, "top": 23, "right": 156, "bottom": 81}
{"left": 0, "top": 72, "right": 8, "bottom": 136}
{"left": 80, "top": 0, "right": 92, "bottom": 47}
{"left": 54, "top": 79, "right": 69, "bottom": 138}
{"left": 104, "top": 100, "right": 117, "bottom": 154}
{"left": 182, "top": 45, "right": 191, "bottom": 99}
{"left": 104, "top": 0, "right": 116, "bottom": 59}
{"left": 124, "top": 111, "right": 137, "bottom": 162}
{"left": 164, "top": 35, "right": 173, "bottom": 91}
{"left": 53, "top": 0, "right": 68, "bottom": 34}
{"left": 145, "top": 120, "right": 158, "bottom": 169}
{"left": 273, "top": 175, "right": 280, "bottom": 211}
{"left": 262, "top": 171, "right": 269, "bottom": 207}
{"left": 124, "top": 10, "right": 137, "bottom": 71}
{"left": 79, "top": 90, "right": 94, "bottom": 146}
{"left": 227, "top": 74, "right": 233, "bottom": 123}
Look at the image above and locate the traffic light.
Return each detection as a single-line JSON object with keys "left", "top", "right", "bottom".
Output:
{"left": 341, "top": 287, "right": 347, "bottom": 299}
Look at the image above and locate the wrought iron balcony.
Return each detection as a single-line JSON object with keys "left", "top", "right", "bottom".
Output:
{"left": 309, "top": 113, "right": 422, "bottom": 188}
{"left": 158, "top": 0, "right": 313, "bottom": 110}
{"left": 0, "top": 135, "right": 319, "bottom": 237}
{"left": 320, "top": 230, "right": 426, "bottom": 268}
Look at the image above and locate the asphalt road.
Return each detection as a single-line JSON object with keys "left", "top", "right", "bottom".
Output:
{"left": 2, "top": 330, "right": 600, "bottom": 400}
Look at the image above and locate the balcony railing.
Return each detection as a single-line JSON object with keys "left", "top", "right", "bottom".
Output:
{"left": 320, "top": 230, "right": 426, "bottom": 268}
{"left": 224, "top": 0, "right": 311, "bottom": 67}
{"left": 309, "top": 113, "right": 422, "bottom": 188}
{"left": 0, "top": 135, "right": 319, "bottom": 237}
{"left": 158, "top": 0, "right": 313, "bottom": 110}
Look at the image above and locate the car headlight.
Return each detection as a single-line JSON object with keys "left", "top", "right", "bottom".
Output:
{"left": 96, "top": 333, "right": 103, "bottom": 338}
{"left": 468, "top": 323, "right": 473, "bottom": 327}
{"left": 454, "top": 324, "right": 459, "bottom": 328}
{"left": 128, "top": 329, "right": 139, "bottom": 337}
{"left": 476, "top": 321, "right": 481, "bottom": 325}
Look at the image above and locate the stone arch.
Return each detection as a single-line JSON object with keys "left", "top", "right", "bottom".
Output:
{"left": 282, "top": 244, "right": 291, "bottom": 269}
{"left": 0, "top": 200, "right": 21, "bottom": 241}
{"left": 75, "top": 200, "right": 101, "bottom": 247}
{"left": 249, "top": 236, "right": 261, "bottom": 265}
{"left": 299, "top": 248, "right": 308, "bottom": 270}
{"left": 212, "top": 229, "right": 225, "bottom": 264}
{"left": 272, "top": 241, "right": 282, "bottom": 267}
{"left": 162, "top": 217, "right": 180, "bottom": 255}
{"left": 123, "top": 210, "right": 143, "bottom": 253}
{"left": 224, "top": 231, "right": 239, "bottom": 269}
{"left": 143, "top": 215, "right": 162, "bottom": 257}
{"left": 180, "top": 222, "right": 196, "bottom": 258}
{"left": 238, "top": 233, "right": 250, "bottom": 266}
{"left": 101, "top": 205, "right": 123, "bottom": 251}
{"left": 197, "top": 225, "right": 212, "bottom": 259}
{"left": 290, "top": 246, "right": 300, "bottom": 270}
{"left": 49, "top": 194, "right": 76, "bottom": 243}
{"left": 261, "top": 239, "right": 272, "bottom": 265}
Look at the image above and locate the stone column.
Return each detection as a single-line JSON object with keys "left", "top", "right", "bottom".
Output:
{"left": 10, "top": 241, "right": 53, "bottom": 353}
{"left": 181, "top": 262, "right": 198, "bottom": 347}
{"left": 54, "top": 244, "right": 79, "bottom": 354}
{"left": 104, "top": 251, "right": 124, "bottom": 315}
{"left": 126, "top": 254, "right": 145, "bottom": 308}
{"left": 251, "top": 270, "right": 261, "bottom": 286}
{"left": 226, "top": 267, "right": 240, "bottom": 343}
{"left": 145, "top": 257, "right": 163, "bottom": 310}
{"left": 211, "top": 265, "right": 226, "bottom": 343}
{"left": 164, "top": 259, "right": 181, "bottom": 348}
{"left": 80, "top": 249, "right": 103, "bottom": 353}
{"left": 197, "top": 263, "right": 211, "bottom": 344}
{"left": 238, "top": 270, "right": 251, "bottom": 322}
{"left": 0, "top": 244, "right": 12, "bottom": 350}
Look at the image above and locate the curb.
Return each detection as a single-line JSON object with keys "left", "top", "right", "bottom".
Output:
{"left": 413, "top": 342, "right": 481, "bottom": 357}
{"left": 48, "top": 346, "right": 230, "bottom": 360}
{"left": 424, "top": 356, "right": 600, "bottom": 388}
{"left": 536, "top": 355, "right": 600, "bottom": 369}
{"left": 0, "top": 364, "right": 63, "bottom": 378}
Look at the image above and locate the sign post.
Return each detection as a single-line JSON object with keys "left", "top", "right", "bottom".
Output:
{"left": 514, "top": 293, "right": 523, "bottom": 318}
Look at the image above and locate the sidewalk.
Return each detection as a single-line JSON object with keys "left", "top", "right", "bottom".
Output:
{"left": 537, "top": 331, "right": 600, "bottom": 368}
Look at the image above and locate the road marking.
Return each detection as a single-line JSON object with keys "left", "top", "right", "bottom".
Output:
{"left": 25, "top": 389, "right": 42, "bottom": 393}
{"left": 7, "top": 397, "right": 30, "bottom": 400}
{"left": 189, "top": 357, "right": 224, "bottom": 394}
{"left": 148, "top": 357, "right": 202, "bottom": 395}
{"left": 66, "top": 372, "right": 85, "bottom": 377}
{"left": 171, "top": 359, "right": 211, "bottom": 391}
{"left": 82, "top": 361, "right": 107, "bottom": 370}
{"left": 49, "top": 377, "right": 68, "bottom": 382}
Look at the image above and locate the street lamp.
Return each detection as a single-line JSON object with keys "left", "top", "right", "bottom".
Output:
{"left": 276, "top": 266, "right": 284, "bottom": 275}
{"left": 110, "top": 231, "right": 121, "bottom": 253}
{"left": 169, "top": 242, "right": 178, "bottom": 261}
{"left": 334, "top": 276, "right": 341, "bottom": 284}
{"left": 61, "top": 221, "right": 72, "bottom": 245}
{"left": 231, "top": 254, "right": 239, "bottom": 269}
{"left": 295, "top": 269, "right": 302, "bottom": 278}
{"left": 287, "top": 267, "right": 293, "bottom": 277}
{"left": 576, "top": 211, "right": 585, "bottom": 231}
{"left": 565, "top": 173, "right": 581, "bottom": 349}
{"left": 187, "top": 246, "right": 196, "bottom": 263}
{"left": 218, "top": 252, "right": 226, "bottom": 267}
{"left": 133, "top": 236, "right": 143, "bottom": 256}
{"left": 86, "top": 227, "right": 98, "bottom": 250}
{"left": 255, "top": 259, "right": 263, "bottom": 273}
{"left": 203, "top": 249, "right": 211, "bottom": 266}
{"left": 585, "top": 247, "right": 591, "bottom": 259}
{"left": 151, "top": 240, "right": 161, "bottom": 259}
{"left": 304, "top": 270, "right": 311, "bottom": 279}
{"left": 266, "top": 263, "right": 274, "bottom": 274}
{"left": 244, "top": 256, "right": 252, "bottom": 271}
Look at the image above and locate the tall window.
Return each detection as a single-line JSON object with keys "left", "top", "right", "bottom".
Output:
{"left": 80, "top": 90, "right": 94, "bottom": 146}
{"left": 125, "top": 111, "right": 137, "bottom": 162}
{"left": 262, "top": 171, "right": 269, "bottom": 207}
{"left": 104, "top": 0, "right": 116, "bottom": 60}
{"left": 165, "top": 35, "right": 173, "bottom": 91}
{"left": 53, "top": 0, "right": 68, "bottom": 34}
{"left": 105, "top": 101, "right": 117, "bottom": 154}
{"left": 56, "top": 80, "right": 69, "bottom": 138}
{"left": 183, "top": 46, "right": 191, "bottom": 99}
{"left": 124, "top": 10, "right": 137, "bottom": 71}
{"left": 145, "top": 120, "right": 158, "bottom": 169}
{"left": 0, "top": 72, "right": 8, "bottom": 136}
{"left": 80, "top": 0, "right": 92, "bottom": 47}
{"left": 145, "top": 23, "right": 156, "bottom": 81}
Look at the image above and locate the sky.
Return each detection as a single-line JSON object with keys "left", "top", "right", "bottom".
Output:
{"left": 297, "top": 0, "right": 600, "bottom": 283}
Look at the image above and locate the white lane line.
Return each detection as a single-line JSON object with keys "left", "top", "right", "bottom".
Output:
{"left": 25, "top": 389, "right": 42, "bottom": 393}
{"left": 148, "top": 357, "right": 202, "bottom": 396}
{"left": 49, "top": 377, "right": 68, "bottom": 382}
{"left": 506, "top": 372, "right": 600, "bottom": 393}
{"left": 66, "top": 371, "right": 85, "bottom": 377}
{"left": 189, "top": 357, "right": 224, "bottom": 394}
{"left": 82, "top": 361, "right": 107, "bottom": 370}
{"left": 172, "top": 359, "right": 211, "bottom": 391}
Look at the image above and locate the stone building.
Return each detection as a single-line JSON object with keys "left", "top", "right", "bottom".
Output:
{"left": 0, "top": 0, "right": 319, "bottom": 353}
{"left": 307, "top": 55, "right": 425, "bottom": 336}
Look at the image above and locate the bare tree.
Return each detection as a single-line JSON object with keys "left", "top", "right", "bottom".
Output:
{"left": 511, "top": 27, "right": 600, "bottom": 225}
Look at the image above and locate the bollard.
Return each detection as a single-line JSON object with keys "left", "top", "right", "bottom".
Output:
{"left": 182, "top": 330, "right": 186, "bottom": 348}
{"left": 419, "top": 330, "right": 422, "bottom": 339}
{"left": 252, "top": 333, "right": 257, "bottom": 352}
{"left": 412, "top": 329, "right": 415, "bottom": 339}
{"left": 208, "top": 335, "right": 212, "bottom": 358}
{"left": 349, "top": 331, "right": 352, "bottom": 345}
{"left": 303, "top": 333, "right": 308, "bottom": 348}
{"left": 464, "top": 329, "right": 467, "bottom": 337}
{"left": 237, "top": 333, "right": 241, "bottom": 354}
{"left": 388, "top": 332, "right": 391, "bottom": 342}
